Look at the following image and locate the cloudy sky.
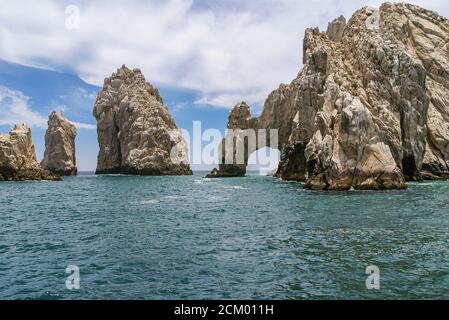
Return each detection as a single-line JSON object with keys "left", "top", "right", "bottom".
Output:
{"left": 0, "top": 0, "right": 448, "bottom": 170}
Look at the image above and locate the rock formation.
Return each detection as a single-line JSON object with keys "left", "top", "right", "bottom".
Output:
{"left": 41, "top": 111, "right": 77, "bottom": 176}
{"left": 0, "top": 125, "right": 60, "bottom": 181}
{"left": 93, "top": 65, "right": 192, "bottom": 175}
{"left": 208, "top": 3, "right": 449, "bottom": 190}
{"left": 206, "top": 89, "right": 296, "bottom": 178}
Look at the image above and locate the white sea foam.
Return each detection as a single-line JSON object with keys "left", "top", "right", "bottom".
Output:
{"left": 223, "top": 186, "right": 246, "bottom": 190}
{"left": 136, "top": 199, "right": 159, "bottom": 205}
{"left": 164, "top": 195, "right": 179, "bottom": 200}
{"left": 409, "top": 182, "right": 440, "bottom": 186}
{"left": 194, "top": 178, "right": 214, "bottom": 184}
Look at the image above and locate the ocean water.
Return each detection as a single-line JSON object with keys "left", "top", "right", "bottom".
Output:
{"left": 0, "top": 173, "right": 448, "bottom": 300}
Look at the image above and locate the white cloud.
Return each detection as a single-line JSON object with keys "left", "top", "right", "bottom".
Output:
{"left": 0, "top": 86, "right": 47, "bottom": 128}
{"left": 70, "top": 121, "right": 96, "bottom": 130}
{"left": 0, "top": 86, "right": 96, "bottom": 130}
{"left": 52, "top": 104, "right": 67, "bottom": 113}
{"left": 0, "top": 0, "right": 448, "bottom": 108}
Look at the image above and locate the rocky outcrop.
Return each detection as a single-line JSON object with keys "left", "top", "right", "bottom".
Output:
{"left": 93, "top": 65, "right": 192, "bottom": 175}
{"left": 206, "top": 102, "right": 256, "bottom": 178}
{"left": 0, "top": 125, "right": 60, "bottom": 181}
{"left": 41, "top": 111, "right": 77, "bottom": 176}
{"left": 208, "top": 3, "right": 449, "bottom": 190}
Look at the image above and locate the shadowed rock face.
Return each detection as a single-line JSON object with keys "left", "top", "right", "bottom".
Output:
{"left": 208, "top": 3, "right": 449, "bottom": 190}
{"left": 41, "top": 111, "right": 77, "bottom": 176}
{"left": 93, "top": 65, "right": 192, "bottom": 176}
{"left": 0, "top": 125, "right": 60, "bottom": 181}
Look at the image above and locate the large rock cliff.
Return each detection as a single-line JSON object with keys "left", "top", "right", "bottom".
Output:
{"left": 208, "top": 3, "right": 449, "bottom": 190}
{"left": 41, "top": 111, "right": 77, "bottom": 176}
{"left": 93, "top": 65, "right": 192, "bottom": 175}
{"left": 0, "top": 125, "right": 60, "bottom": 181}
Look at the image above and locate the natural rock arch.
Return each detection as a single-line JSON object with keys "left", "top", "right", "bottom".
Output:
{"left": 207, "top": 96, "right": 296, "bottom": 177}
{"left": 208, "top": 3, "right": 449, "bottom": 191}
{"left": 247, "top": 146, "right": 281, "bottom": 174}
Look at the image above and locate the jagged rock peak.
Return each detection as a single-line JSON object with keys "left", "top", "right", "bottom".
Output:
{"left": 287, "top": 2, "right": 449, "bottom": 189}
{"left": 0, "top": 124, "right": 60, "bottom": 181}
{"left": 228, "top": 101, "right": 254, "bottom": 128}
{"left": 101, "top": 64, "right": 163, "bottom": 104}
{"left": 41, "top": 111, "right": 77, "bottom": 176}
{"left": 93, "top": 65, "right": 192, "bottom": 175}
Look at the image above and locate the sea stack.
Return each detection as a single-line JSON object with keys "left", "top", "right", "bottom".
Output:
{"left": 0, "top": 125, "right": 60, "bottom": 181}
{"left": 41, "top": 111, "right": 77, "bottom": 176}
{"left": 208, "top": 3, "right": 449, "bottom": 190}
{"left": 93, "top": 65, "right": 192, "bottom": 175}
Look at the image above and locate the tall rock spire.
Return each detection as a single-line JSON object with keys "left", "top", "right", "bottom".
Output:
{"left": 41, "top": 111, "right": 77, "bottom": 176}
{"left": 93, "top": 65, "right": 192, "bottom": 175}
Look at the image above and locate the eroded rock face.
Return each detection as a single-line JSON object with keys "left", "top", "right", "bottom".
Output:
{"left": 209, "top": 3, "right": 449, "bottom": 190}
{"left": 41, "top": 111, "right": 77, "bottom": 176}
{"left": 93, "top": 65, "right": 192, "bottom": 175}
{"left": 0, "top": 125, "right": 60, "bottom": 181}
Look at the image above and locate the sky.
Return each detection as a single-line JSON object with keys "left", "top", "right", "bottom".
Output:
{"left": 0, "top": 0, "right": 448, "bottom": 171}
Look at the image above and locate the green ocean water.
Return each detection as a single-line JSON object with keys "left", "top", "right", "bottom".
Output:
{"left": 0, "top": 173, "right": 448, "bottom": 299}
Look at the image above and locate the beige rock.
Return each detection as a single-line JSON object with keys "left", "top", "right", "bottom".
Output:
{"left": 93, "top": 65, "right": 192, "bottom": 175}
{"left": 41, "top": 111, "right": 77, "bottom": 176}
{"left": 208, "top": 3, "right": 449, "bottom": 190}
{"left": 0, "top": 125, "right": 60, "bottom": 181}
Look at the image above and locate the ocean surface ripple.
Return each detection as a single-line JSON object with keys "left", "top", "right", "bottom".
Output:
{"left": 0, "top": 173, "right": 448, "bottom": 299}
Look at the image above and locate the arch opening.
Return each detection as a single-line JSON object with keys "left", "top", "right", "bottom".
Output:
{"left": 247, "top": 147, "right": 281, "bottom": 176}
